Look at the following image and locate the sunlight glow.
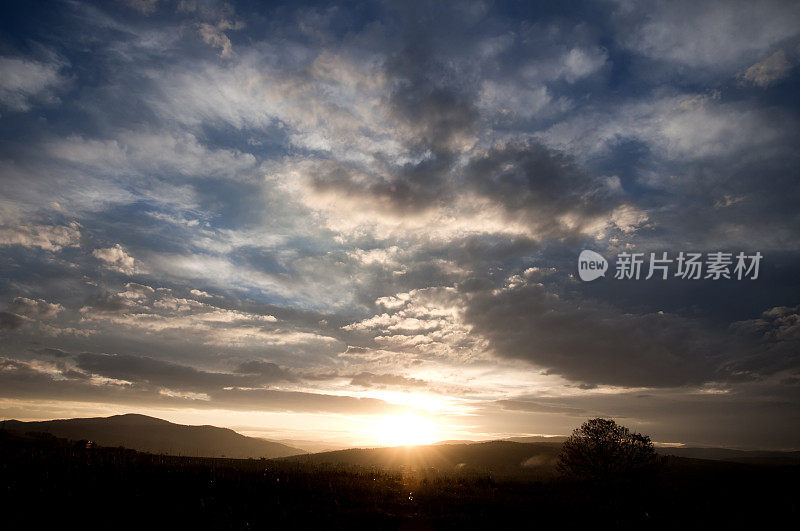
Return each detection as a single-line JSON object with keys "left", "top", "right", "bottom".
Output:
{"left": 354, "top": 389, "right": 470, "bottom": 415}
{"left": 372, "top": 413, "right": 439, "bottom": 446}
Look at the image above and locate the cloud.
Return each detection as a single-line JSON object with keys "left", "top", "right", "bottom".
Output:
{"left": 741, "top": 50, "right": 795, "bottom": 87}
{"left": 123, "top": 0, "right": 160, "bottom": 15}
{"left": 204, "top": 388, "right": 401, "bottom": 414}
{"left": 236, "top": 360, "right": 296, "bottom": 382}
{"left": 0, "top": 312, "right": 24, "bottom": 330}
{"left": 46, "top": 132, "right": 257, "bottom": 181}
{"left": 385, "top": 41, "right": 479, "bottom": 156}
{"left": 349, "top": 372, "right": 426, "bottom": 389}
{"left": 729, "top": 305, "right": 800, "bottom": 375}
{"left": 75, "top": 352, "right": 294, "bottom": 392}
{"left": 348, "top": 269, "right": 765, "bottom": 389}
{"left": 457, "top": 272, "right": 796, "bottom": 388}
{"left": 0, "top": 222, "right": 81, "bottom": 251}
{"left": 0, "top": 56, "right": 64, "bottom": 111}
{"left": 72, "top": 283, "right": 338, "bottom": 353}
{"left": 0, "top": 356, "right": 400, "bottom": 415}
{"left": 496, "top": 398, "right": 586, "bottom": 415}
{"left": 540, "top": 94, "right": 787, "bottom": 162}
{"left": 608, "top": 205, "right": 649, "bottom": 234}
{"left": 293, "top": 138, "right": 633, "bottom": 244}
{"left": 119, "top": 283, "right": 155, "bottom": 300}
{"left": 619, "top": 0, "right": 800, "bottom": 69}
{"left": 36, "top": 347, "right": 70, "bottom": 358}
{"left": 461, "top": 141, "right": 626, "bottom": 239}
{"left": 560, "top": 47, "right": 608, "bottom": 82}
{"left": 0, "top": 0, "right": 799, "bottom": 448}
{"left": 190, "top": 289, "right": 212, "bottom": 298}
{"left": 12, "top": 297, "right": 63, "bottom": 319}
{"left": 93, "top": 244, "right": 137, "bottom": 275}
{"left": 197, "top": 20, "right": 240, "bottom": 58}
{"left": 343, "top": 286, "right": 487, "bottom": 362}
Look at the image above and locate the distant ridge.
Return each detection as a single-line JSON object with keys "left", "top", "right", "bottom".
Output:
{"left": 3, "top": 415, "right": 798, "bottom": 466}
{"left": 656, "top": 446, "right": 800, "bottom": 465}
{"left": 282, "top": 439, "right": 800, "bottom": 474}
{"left": 502, "top": 435, "right": 568, "bottom": 444}
{"left": 1, "top": 414, "right": 305, "bottom": 458}
{"left": 282, "top": 440, "right": 564, "bottom": 477}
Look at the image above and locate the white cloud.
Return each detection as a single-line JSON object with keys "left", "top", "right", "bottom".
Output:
{"left": 609, "top": 204, "right": 649, "bottom": 234}
{"left": 75, "top": 287, "right": 341, "bottom": 350}
{"left": 561, "top": 47, "right": 608, "bottom": 82}
{"left": 343, "top": 287, "right": 489, "bottom": 362}
{"left": 0, "top": 56, "right": 64, "bottom": 111}
{"left": 620, "top": 0, "right": 800, "bottom": 69}
{"left": 538, "top": 94, "right": 787, "bottom": 163}
{"left": 190, "top": 289, "right": 212, "bottom": 298}
{"left": 93, "top": 244, "right": 137, "bottom": 275}
{"left": 0, "top": 221, "right": 81, "bottom": 251}
{"left": 47, "top": 131, "right": 258, "bottom": 181}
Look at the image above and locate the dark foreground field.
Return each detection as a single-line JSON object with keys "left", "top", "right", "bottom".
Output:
{"left": 1, "top": 431, "right": 797, "bottom": 530}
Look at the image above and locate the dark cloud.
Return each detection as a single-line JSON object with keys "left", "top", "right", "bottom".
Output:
{"left": 34, "top": 347, "right": 70, "bottom": 358}
{"left": 460, "top": 273, "right": 800, "bottom": 389}
{"left": 0, "top": 312, "right": 24, "bottom": 330}
{"left": 76, "top": 353, "right": 295, "bottom": 392}
{"left": 728, "top": 305, "right": 800, "bottom": 375}
{"left": 82, "top": 293, "right": 128, "bottom": 313}
{"left": 385, "top": 40, "right": 479, "bottom": 157}
{"left": 462, "top": 141, "right": 621, "bottom": 236}
{"left": 306, "top": 38, "right": 482, "bottom": 217}
{"left": 462, "top": 280, "right": 734, "bottom": 387}
{"left": 236, "top": 360, "right": 297, "bottom": 382}
{"left": 0, "top": 356, "right": 400, "bottom": 415}
{"left": 12, "top": 297, "right": 62, "bottom": 318}
{"left": 306, "top": 155, "right": 452, "bottom": 218}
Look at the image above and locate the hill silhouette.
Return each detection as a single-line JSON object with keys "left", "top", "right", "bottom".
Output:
{"left": 655, "top": 446, "right": 800, "bottom": 465}
{"left": 281, "top": 440, "right": 564, "bottom": 477}
{"left": 503, "top": 435, "right": 568, "bottom": 443}
{"left": 283, "top": 439, "right": 800, "bottom": 475}
{"left": 4, "top": 414, "right": 798, "bottom": 467}
{"left": 1, "top": 414, "right": 305, "bottom": 458}
{"left": 2, "top": 427, "right": 797, "bottom": 530}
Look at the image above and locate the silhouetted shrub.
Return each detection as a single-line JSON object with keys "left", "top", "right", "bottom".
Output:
{"left": 557, "top": 418, "right": 662, "bottom": 484}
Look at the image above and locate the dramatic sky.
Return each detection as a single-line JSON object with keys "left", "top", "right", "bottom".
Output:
{"left": 1, "top": 0, "right": 799, "bottom": 449}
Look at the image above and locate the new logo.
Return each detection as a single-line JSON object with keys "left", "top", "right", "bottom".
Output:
{"left": 578, "top": 250, "right": 608, "bottom": 281}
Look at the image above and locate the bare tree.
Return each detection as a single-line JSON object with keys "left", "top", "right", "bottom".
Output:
{"left": 557, "top": 418, "right": 662, "bottom": 483}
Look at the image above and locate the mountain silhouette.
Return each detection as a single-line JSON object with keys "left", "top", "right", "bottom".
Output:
{"left": 655, "top": 446, "right": 800, "bottom": 465}
{"left": 3, "top": 414, "right": 798, "bottom": 467}
{"left": 281, "top": 439, "right": 800, "bottom": 475}
{"left": 1, "top": 414, "right": 305, "bottom": 458}
{"left": 281, "top": 440, "right": 564, "bottom": 477}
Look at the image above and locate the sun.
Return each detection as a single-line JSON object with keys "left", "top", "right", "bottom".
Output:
{"left": 373, "top": 413, "right": 439, "bottom": 446}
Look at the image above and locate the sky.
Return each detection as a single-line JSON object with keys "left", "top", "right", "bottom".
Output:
{"left": 1, "top": 0, "right": 799, "bottom": 450}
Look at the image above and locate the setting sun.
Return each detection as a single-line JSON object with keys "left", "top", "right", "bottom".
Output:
{"left": 373, "top": 414, "right": 439, "bottom": 446}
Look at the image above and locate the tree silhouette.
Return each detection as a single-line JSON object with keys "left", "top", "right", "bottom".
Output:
{"left": 557, "top": 418, "right": 661, "bottom": 483}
